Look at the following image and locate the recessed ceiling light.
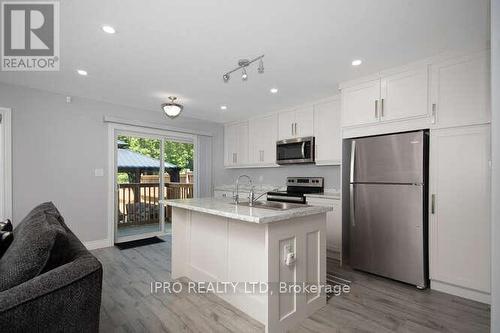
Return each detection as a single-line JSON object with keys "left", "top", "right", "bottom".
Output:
{"left": 351, "top": 59, "right": 362, "bottom": 66}
{"left": 102, "top": 25, "right": 116, "bottom": 34}
{"left": 77, "top": 69, "right": 88, "bottom": 76}
{"left": 270, "top": 88, "right": 278, "bottom": 94}
{"left": 220, "top": 105, "right": 227, "bottom": 110}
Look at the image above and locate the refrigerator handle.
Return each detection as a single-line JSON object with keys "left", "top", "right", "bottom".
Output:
{"left": 350, "top": 141, "right": 356, "bottom": 183}
{"left": 350, "top": 141, "right": 356, "bottom": 226}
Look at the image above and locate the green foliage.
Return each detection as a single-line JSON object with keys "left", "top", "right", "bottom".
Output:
{"left": 118, "top": 136, "right": 194, "bottom": 171}
{"left": 117, "top": 173, "right": 129, "bottom": 184}
{"left": 164, "top": 141, "right": 194, "bottom": 170}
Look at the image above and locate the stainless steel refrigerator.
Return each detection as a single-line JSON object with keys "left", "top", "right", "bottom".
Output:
{"left": 348, "top": 130, "right": 428, "bottom": 288}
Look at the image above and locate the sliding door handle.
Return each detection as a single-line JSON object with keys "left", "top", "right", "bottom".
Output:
{"left": 431, "top": 194, "right": 436, "bottom": 214}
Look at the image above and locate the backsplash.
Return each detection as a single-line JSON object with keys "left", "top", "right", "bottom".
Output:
{"left": 216, "top": 164, "right": 341, "bottom": 190}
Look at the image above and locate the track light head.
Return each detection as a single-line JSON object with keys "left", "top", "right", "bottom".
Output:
{"left": 241, "top": 67, "right": 248, "bottom": 81}
{"left": 223, "top": 73, "right": 230, "bottom": 82}
{"left": 257, "top": 59, "right": 264, "bottom": 74}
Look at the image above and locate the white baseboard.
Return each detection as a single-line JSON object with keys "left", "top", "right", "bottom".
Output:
{"left": 327, "top": 248, "right": 340, "bottom": 260}
{"left": 431, "top": 280, "right": 490, "bottom": 304}
{"left": 84, "top": 238, "right": 112, "bottom": 250}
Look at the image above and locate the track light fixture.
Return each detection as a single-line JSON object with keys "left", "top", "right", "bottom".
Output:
{"left": 222, "top": 54, "right": 264, "bottom": 83}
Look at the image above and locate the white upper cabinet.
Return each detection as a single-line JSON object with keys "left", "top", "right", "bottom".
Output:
{"left": 380, "top": 65, "right": 429, "bottom": 121}
{"left": 278, "top": 110, "right": 296, "bottom": 140}
{"left": 294, "top": 106, "right": 314, "bottom": 138}
{"left": 341, "top": 79, "right": 381, "bottom": 127}
{"left": 278, "top": 106, "right": 314, "bottom": 140}
{"left": 249, "top": 114, "right": 278, "bottom": 166}
{"left": 430, "top": 51, "right": 490, "bottom": 128}
{"left": 341, "top": 65, "right": 429, "bottom": 128}
{"left": 314, "top": 98, "right": 341, "bottom": 165}
{"left": 429, "top": 125, "right": 491, "bottom": 295}
{"left": 224, "top": 121, "right": 249, "bottom": 167}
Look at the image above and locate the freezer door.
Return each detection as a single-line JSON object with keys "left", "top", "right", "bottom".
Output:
{"left": 352, "top": 131, "right": 424, "bottom": 183}
{"left": 350, "top": 183, "right": 426, "bottom": 287}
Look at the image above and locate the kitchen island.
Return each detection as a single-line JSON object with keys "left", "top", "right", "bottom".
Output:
{"left": 166, "top": 197, "right": 332, "bottom": 333}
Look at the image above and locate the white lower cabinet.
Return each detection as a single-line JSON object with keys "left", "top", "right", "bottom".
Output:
{"left": 307, "top": 197, "right": 341, "bottom": 258}
{"left": 429, "top": 124, "right": 491, "bottom": 302}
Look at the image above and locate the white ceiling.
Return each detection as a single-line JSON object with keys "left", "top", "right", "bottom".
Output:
{"left": 0, "top": 0, "right": 490, "bottom": 123}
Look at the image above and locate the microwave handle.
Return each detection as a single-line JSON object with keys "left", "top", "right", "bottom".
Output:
{"left": 301, "top": 141, "right": 306, "bottom": 158}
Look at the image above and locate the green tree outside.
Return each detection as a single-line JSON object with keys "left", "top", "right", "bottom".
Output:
{"left": 118, "top": 136, "right": 194, "bottom": 171}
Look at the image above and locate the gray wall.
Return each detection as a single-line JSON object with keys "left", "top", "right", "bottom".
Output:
{"left": 0, "top": 82, "right": 224, "bottom": 243}
{"left": 491, "top": 0, "right": 499, "bottom": 330}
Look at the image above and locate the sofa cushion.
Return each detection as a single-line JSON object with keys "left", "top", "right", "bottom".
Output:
{"left": 0, "top": 203, "right": 68, "bottom": 291}
{"left": 0, "top": 231, "right": 13, "bottom": 258}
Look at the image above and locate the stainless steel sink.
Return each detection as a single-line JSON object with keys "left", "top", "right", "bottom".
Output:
{"left": 231, "top": 201, "right": 310, "bottom": 211}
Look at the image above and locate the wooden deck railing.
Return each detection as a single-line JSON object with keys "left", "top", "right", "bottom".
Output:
{"left": 118, "top": 182, "right": 193, "bottom": 227}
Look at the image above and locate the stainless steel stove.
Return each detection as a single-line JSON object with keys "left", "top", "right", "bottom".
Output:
{"left": 267, "top": 177, "right": 324, "bottom": 204}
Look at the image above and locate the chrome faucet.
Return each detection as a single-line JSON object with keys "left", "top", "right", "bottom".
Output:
{"left": 234, "top": 175, "right": 253, "bottom": 205}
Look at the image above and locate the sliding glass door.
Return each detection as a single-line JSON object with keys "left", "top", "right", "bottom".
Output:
{"left": 114, "top": 130, "right": 195, "bottom": 243}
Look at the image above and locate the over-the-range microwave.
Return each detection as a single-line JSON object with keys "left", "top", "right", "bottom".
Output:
{"left": 276, "top": 136, "right": 315, "bottom": 165}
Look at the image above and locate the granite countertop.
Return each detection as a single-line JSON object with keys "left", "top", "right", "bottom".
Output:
{"left": 166, "top": 197, "right": 332, "bottom": 224}
{"left": 305, "top": 190, "right": 341, "bottom": 200}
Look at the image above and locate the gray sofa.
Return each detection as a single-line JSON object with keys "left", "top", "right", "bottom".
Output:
{"left": 0, "top": 202, "right": 103, "bottom": 332}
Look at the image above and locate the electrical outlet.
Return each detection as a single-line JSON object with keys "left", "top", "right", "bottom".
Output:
{"left": 284, "top": 243, "right": 296, "bottom": 266}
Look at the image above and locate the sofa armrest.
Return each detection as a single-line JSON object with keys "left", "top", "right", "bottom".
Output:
{"left": 0, "top": 254, "right": 103, "bottom": 332}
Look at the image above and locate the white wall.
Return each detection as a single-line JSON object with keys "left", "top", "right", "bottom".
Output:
{"left": 0, "top": 82, "right": 224, "bottom": 243}
{"left": 491, "top": 0, "right": 500, "bottom": 330}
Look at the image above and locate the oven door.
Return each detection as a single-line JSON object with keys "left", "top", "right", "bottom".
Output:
{"left": 276, "top": 137, "right": 315, "bottom": 164}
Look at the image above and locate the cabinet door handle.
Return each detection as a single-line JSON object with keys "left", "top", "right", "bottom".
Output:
{"left": 431, "top": 103, "right": 437, "bottom": 123}
{"left": 374, "top": 100, "right": 378, "bottom": 118}
{"left": 431, "top": 194, "right": 436, "bottom": 214}
{"left": 259, "top": 150, "right": 264, "bottom": 162}
{"left": 291, "top": 123, "right": 294, "bottom": 136}
{"left": 232, "top": 152, "right": 237, "bottom": 164}
{"left": 380, "top": 98, "right": 384, "bottom": 117}
{"left": 294, "top": 123, "right": 298, "bottom": 136}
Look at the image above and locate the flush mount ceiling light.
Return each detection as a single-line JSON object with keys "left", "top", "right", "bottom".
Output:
{"left": 220, "top": 105, "right": 227, "bottom": 110}
{"left": 222, "top": 55, "right": 264, "bottom": 83}
{"left": 351, "top": 59, "right": 363, "bottom": 66}
{"left": 102, "top": 25, "right": 116, "bottom": 34}
{"left": 270, "top": 88, "right": 278, "bottom": 94}
{"left": 77, "top": 69, "right": 88, "bottom": 76}
{"left": 161, "top": 96, "right": 183, "bottom": 118}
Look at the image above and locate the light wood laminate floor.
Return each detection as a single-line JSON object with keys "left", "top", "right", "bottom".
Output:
{"left": 92, "top": 236, "right": 490, "bottom": 332}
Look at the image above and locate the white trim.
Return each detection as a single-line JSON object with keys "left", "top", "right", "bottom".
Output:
{"left": 84, "top": 239, "right": 113, "bottom": 250}
{"left": 103, "top": 115, "right": 213, "bottom": 137}
{"left": 0, "top": 107, "right": 12, "bottom": 221}
{"left": 431, "top": 280, "right": 491, "bottom": 304}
